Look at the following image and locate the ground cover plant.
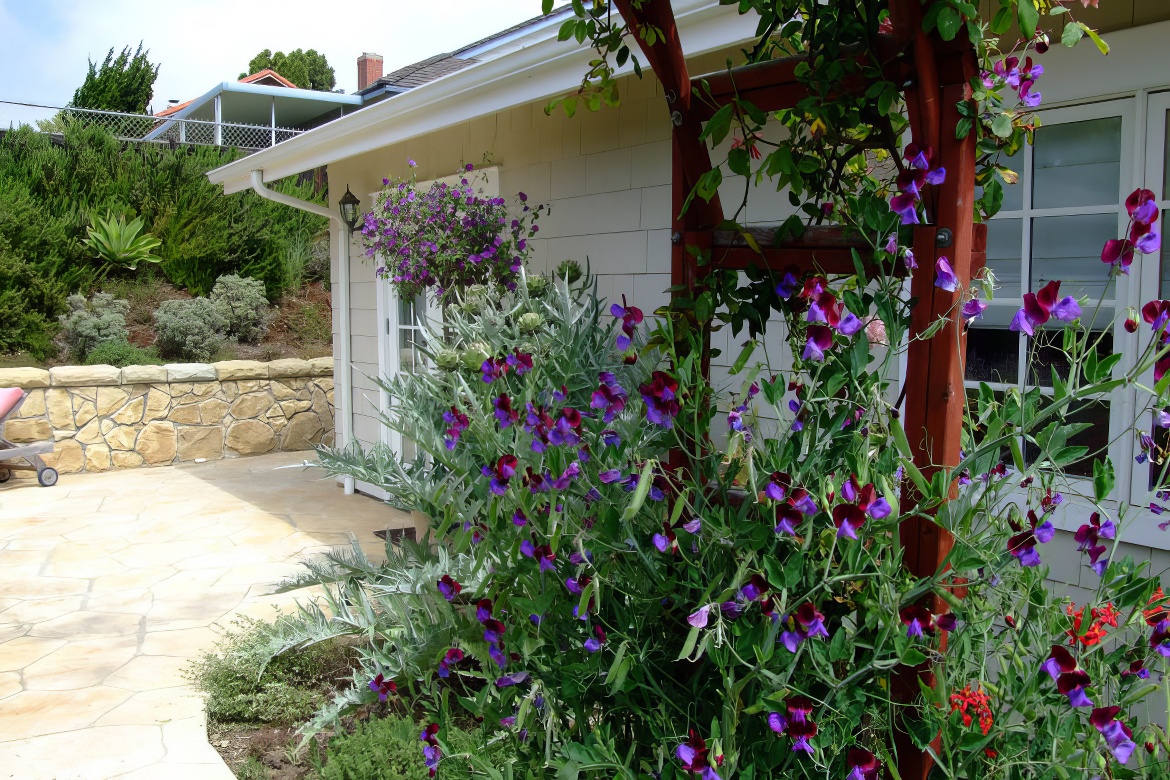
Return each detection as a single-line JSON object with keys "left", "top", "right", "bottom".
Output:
{"left": 261, "top": 2, "right": 1170, "bottom": 779}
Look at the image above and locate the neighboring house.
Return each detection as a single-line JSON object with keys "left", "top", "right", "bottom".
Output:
{"left": 206, "top": 2, "right": 1170, "bottom": 600}
{"left": 147, "top": 68, "right": 362, "bottom": 148}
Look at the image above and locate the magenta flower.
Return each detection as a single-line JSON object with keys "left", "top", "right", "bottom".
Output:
{"left": 688, "top": 605, "right": 711, "bottom": 628}
{"left": 781, "top": 603, "right": 830, "bottom": 652}
{"left": 1008, "top": 509, "right": 1055, "bottom": 567}
{"left": 481, "top": 455, "right": 518, "bottom": 495}
{"left": 847, "top": 748, "right": 881, "bottom": 780}
{"left": 369, "top": 673, "right": 397, "bottom": 701}
{"left": 591, "top": 372, "right": 628, "bottom": 422}
{"left": 640, "top": 371, "right": 680, "bottom": 428}
{"left": 611, "top": 299, "right": 644, "bottom": 351}
{"left": 437, "top": 647, "right": 464, "bottom": 678}
{"left": 506, "top": 350, "right": 533, "bottom": 375}
{"left": 437, "top": 575, "right": 462, "bottom": 601}
{"left": 890, "top": 143, "right": 945, "bottom": 224}
{"left": 934, "top": 257, "right": 958, "bottom": 292}
{"left": 899, "top": 604, "right": 934, "bottom": 638}
{"left": 803, "top": 325, "right": 834, "bottom": 362}
{"left": 493, "top": 394, "right": 520, "bottom": 428}
{"left": 481, "top": 357, "right": 509, "bottom": 384}
{"left": 962, "top": 297, "right": 987, "bottom": 322}
{"left": 495, "top": 671, "right": 529, "bottom": 687}
{"left": 443, "top": 406, "right": 470, "bottom": 451}
{"left": 420, "top": 723, "right": 440, "bottom": 777}
{"left": 1091, "top": 707, "right": 1136, "bottom": 764}
{"left": 1009, "top": 280, "right": 1079, "bottom": 336}
{"left": 676, "top": 730, "right": 722, "bottom": 780}
{"left": 583, "top": 624, "right": 606, "bottom": 653}
{"left": 785, "top": 697, "right": 818, "bottom": 753}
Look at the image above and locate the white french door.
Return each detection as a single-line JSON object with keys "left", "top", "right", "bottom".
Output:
{"left": 377, "top": 283, "right": 440, "bottom": 460}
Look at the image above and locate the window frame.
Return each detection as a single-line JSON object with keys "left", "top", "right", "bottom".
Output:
{"left": 966, "top": 97, "right": 1142, "bottom": 536}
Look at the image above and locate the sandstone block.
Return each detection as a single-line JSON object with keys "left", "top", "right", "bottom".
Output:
{"left": 46, "top": 389, "right": 74, "bottom": 429}
{"left": 168, "top": 404, "right": 201, "bottom": 425}
{"left": 120, "top": 365, "right": 168, "bottom": 384}
{"left": 177, "top": 426, "right": 223, "bottom": 461}
{"left": 53, "top": 430, "right": 76, "bottom": 441}
{"left": 49, "top": 365, "right": 121, "bottom": 386}
{"left": 42, "top": 439, "right": 83, "bottom": 474}
{"left": 214, "top": 360, "right": 269, "bottom": 380}
{"left": 85, "top": 444, "right": 111, "bottom": 472}
{"left": 105, "top": 426, "right": 138, "bottom": 451}
{"left": 165, "top": 364, "right": 216, "bottom": 382}
{"left": 143, "top": 389, "right": 170, "bottom": 423}
{"left": 96, "top": 386, "right": 129, "bottom": 416}
{"left": 229, "top": 392, "right": 274, "bottom": 420}
{"left": 169, "top": 383, "right": 192, "bottom": 396}
{"left": 74, "top": 419, "right": 103, "bottom": 445}
{"left": 0, "top": 367, "right": 50, "bottom": 389}
{"left": 267, "top": 358, "right": 312, "bottom": 378}
{"left": 73, "top": 387, "right": 96, "bottom": 401}
{"left": 73, "top": 399, "right": 97, "bottom": 428}
{"left": 112, "top": 396, "right": 145, "bottom": 425}
{"left": 199, "top": 398, "right": 229, "bottom": 424}
{"left": 281, "top": 411, "right": 324, "bottom": 450}
{"left": 14, "top": 389, "right": 46, "bottom": 417}
{"left": 99, "top": 418, "right": 115, "bottom": 435}
{"left": 270, "top": 381, "right": 295, "bottom": 401}
{"left": 2, "top": 418, "right": 51, "bottom": 443}
{"left": 279, "top": 400, "right": 312, "bottom": 417}
{"left": 111, "top": 451, "right": 144, "bottom": 469}
{"left": 313, "top": 377, "right": 335, "bottom": 392}
{"left": 237, "top": 380, "right": 264, "bottom": 393}
{"left": 226, "top": 419, "right": 276, "bottom": 455}
{"left": 307, "top": 356, "right": 334, "bottom": 377}
{"left": 137, "top": 422, "right": 176, "bottom": 465}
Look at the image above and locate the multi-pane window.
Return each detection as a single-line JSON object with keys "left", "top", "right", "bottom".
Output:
{"left": 393, "top": 290, "right": 431, "bottom": 463}
{"left": 965, "top": 101, "right": 1132, "bottom": 481}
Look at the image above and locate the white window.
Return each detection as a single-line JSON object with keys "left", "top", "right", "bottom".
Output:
{"left": 966, "top": 99, "right": 1143, "bottom": 526}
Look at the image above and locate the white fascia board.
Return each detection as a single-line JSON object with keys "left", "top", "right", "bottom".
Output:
{"left": 209, "top": 0, "right": 757, "bottom": 194}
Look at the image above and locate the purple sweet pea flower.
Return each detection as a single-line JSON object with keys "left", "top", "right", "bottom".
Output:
{"left": 934, "top": 257, "right": 958, "bottom": 292}
{"left": 688, "top": 605, "right": 711, "bottom": 628}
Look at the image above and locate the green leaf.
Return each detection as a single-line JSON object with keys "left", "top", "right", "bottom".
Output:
{"left": 990, "top": 6, "right": 1013, "bottom": 35}
{"left": 936, "top": 7, "right": 962, "bottom": 41}
{"left": 1017, "top": 0, "right": 1039, "bottom": 40}
{"left": 1061, "top": 21, "right": 1084, "bottom": 48}
{"left": 991, "top": 113, "right": 1013, "bottom": 139}
{"left": 542, "top": 0, "right": 554, "bottom": 13}
{"left": 676, "top": 626, "right": 701, "bottom": 661}
{"left": 727, "top": 146, "right": 751, "bottom": 177}
{"left": 1078, "top": 23, "right": 1110, "bottom": 55}
{"left": 557, "top": 19, "right": 576, "bottom": 41}
{"left": 902, "top": 647, "right": 929, "bottom": 666}
{"left": 1093, "top": 457, "right": 1115, "bottom": 502}
{"left": 696, "top": 167, "right": 723, "bottom": 203}
{"left": 730, "top": 340, "right": 756, "bottom": 375}
{"left": 701, "top": 104, "right": 734, "bottom": 145}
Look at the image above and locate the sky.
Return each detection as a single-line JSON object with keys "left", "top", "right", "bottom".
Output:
{"left": 0, "top": 0, "right": 542, "bottom": 126}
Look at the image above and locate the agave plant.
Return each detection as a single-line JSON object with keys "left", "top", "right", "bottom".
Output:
{"left": 83, "top": 210, "right": 162, "bottom": 271}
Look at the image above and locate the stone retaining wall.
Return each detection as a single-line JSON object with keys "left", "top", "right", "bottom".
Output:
{"left": 0, "top": 358, "right": 334, "bottom": 474}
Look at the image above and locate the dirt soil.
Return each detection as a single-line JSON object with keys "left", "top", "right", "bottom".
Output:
{"left": 209, "top": 725, "right": 331, "bottom": 779}
{"left": 4, "top": 281, "right": 334, "bottom": 369}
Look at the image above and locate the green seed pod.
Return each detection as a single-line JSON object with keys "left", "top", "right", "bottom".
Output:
{"left": 435, "top": 349, "right": 461, "bottom": 371}
{"left": 462, "top": 343, "right": 491, "bottom": 370}
{"left": 556, "top": 259, "right": 583, "bottom": 284}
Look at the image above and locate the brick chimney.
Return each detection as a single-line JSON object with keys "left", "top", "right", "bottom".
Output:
{"left": 357, "top": 52, "right": 384, "bottom": 91}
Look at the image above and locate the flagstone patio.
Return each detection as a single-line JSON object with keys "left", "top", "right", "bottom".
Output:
{"left": 0, "top": 452, "right": 410, "bottom": 779}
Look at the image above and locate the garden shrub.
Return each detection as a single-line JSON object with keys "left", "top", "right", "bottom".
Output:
{"left": 83, "top": 340, "right": 162, "bottom": 367}
{"left": 185, "top": 617, "right": 354, "bottom": 727}
{"left": 210, "top": 274, "right": 271, "bottom": 344}
{"left": 153, "top": 297, "right": 225, "bottom": 362}
{"left": 58, "top": 292, "right": 128, "bottom": 361}
{"left": 321, "top": 715, "right": 512, "bottom": 780}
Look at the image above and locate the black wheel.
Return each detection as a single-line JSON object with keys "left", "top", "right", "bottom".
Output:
{"left": 0, "top": 469, "right": 10, "bottom": 483}
{"left": 37, "top": 468, "right": 58, "bottom": 487}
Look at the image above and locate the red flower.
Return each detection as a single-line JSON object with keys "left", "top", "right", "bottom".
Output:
{"left": 949, "top": 684, "right": 993, "bottom": 735}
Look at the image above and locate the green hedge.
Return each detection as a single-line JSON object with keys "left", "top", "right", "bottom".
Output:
{"left": 0, "top": 124, "right": 328, "bottom": 357}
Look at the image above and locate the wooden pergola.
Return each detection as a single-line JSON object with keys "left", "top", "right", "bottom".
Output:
{"left": 610, "top": 0, "right": 988, "bottom": 776}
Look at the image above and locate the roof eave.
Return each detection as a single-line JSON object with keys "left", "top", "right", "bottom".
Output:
{"left": 208, "top": 0, "right": 755, "bottom": 194}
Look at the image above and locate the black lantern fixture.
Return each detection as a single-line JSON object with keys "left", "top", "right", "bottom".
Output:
{"left": 338, "top": 185, "right": 361, "bottom": 233}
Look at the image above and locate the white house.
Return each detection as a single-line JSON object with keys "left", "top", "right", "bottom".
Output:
{"left": 206, "top": 2, "right": 1170, "bottom": 602}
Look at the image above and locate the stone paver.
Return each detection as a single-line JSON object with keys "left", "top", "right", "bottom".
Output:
{"left": 0, "top": 451, "right": 410, "bottom": 779}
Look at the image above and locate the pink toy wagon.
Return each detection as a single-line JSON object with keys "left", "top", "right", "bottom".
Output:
{"left": 0, "top": 387, "right": 58, "bottom": 487}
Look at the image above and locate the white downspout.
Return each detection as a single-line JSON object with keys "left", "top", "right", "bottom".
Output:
{"left": 249, "top": 170, "right": 355, "bottom": 495}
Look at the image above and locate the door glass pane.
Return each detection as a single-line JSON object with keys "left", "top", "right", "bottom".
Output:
{"left": 985, "top": 218, "right": 1023, "bottom": 297}
{"left": 1161, "top": 209, "right": 1170, "bottom": 298}
{"left": 1027, "top": 330, "right": 1113, "bottom": 388}
{"left": 965, "top": 327, "right": 1018, "bottom": 384}
{"left": 1032, "top": 117, "right": 1122, "bottom": 209}
{"left": 1163, "top": 112, "right": 1170, "bottom": 201}
{"left": 1030, "top": 214, "right": 1118, "bottom": 306}
{"left": 1024, "top": 398, "right": 1110, "bottom": 479}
